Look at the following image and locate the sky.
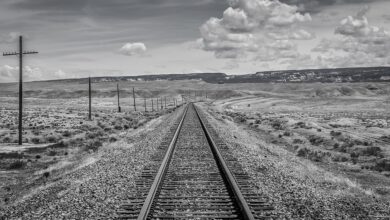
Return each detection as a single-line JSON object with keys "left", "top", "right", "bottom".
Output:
{"left": 1, "top": 0, "right": 390, "bottom": 82}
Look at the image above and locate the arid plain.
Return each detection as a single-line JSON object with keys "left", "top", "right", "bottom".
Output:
{"left": 0, "top": 80, "right": 389, "bottom": 218}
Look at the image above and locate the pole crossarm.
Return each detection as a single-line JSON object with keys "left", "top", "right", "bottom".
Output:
{"left": 3, "top": 51, "right": 38, "bottom": 56}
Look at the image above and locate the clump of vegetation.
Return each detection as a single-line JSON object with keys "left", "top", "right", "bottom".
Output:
{"left": 45, "top": 134, "right": 60, "bottom": 143}
{"left": 330, "top": 130, "right": 342, "bottom": 137}
{"left": 294, "top": 121, "right": 311, "bottom": 129}
{"left": 283, "top": 131, "right": 292, "bottom": 136}
{"left": 374, "top": 159, "right": 390, "bottom": 172}
{"left": 297, "top": 147, "right": 309, "bottom": 157}
{"left": 331, "top": 154, "right": 349, "bottom": 162}
{"left": 8, "top": 160, "right": 26, "bottom": 170}
{"left": 271, "top": 120, "right": 283, "bottom": 130}
{"left": 293, "top": 138, "right": 304, "bottom": 144}
{"left": 308, "top": 135, "right": 325, "bottom": 146}
{"left": 109, "top": 136, "right": 118, "bottom": 143}
{"left": 43, "top": 171, "right": 50, "bottom": 179}
{"left": 62, "top": 130, "right": 72, "bottom": 137}
{"left": 47, "top": 150, "right": 57, "bottom": 156}
{"left": 296, "top": 147, "right": 330, "bottom": 162}
{"left": 84, "top": 140, "right": 103, "bottom": 152}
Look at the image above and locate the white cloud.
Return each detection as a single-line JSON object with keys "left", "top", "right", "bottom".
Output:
{"left": 119, "top": 42, "right": 147, "bottom": 56}
{"left": 54, "top": 69, "right": 67, "bottom": 78}
{"left": 199, "top": 0, "right": 312, "bottom": 62}
{"left": 0, "top": 65, "right": 45, "bottom": 82}
{"left": 312, "top": 7, "right": 390, "bottom": 67}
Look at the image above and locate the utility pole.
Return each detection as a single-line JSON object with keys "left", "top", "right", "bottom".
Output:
{"left": 89, "top": 77, "right": 92, "bottom": 120}
{"left": 3, "top": 36, "right": 38, "bottom": 145}
{"left": 133, "top": 87, "right": 136, "bottom": 111}
{"left": 151, "top": 99, "right": 154, "bottom": 111}
{"left": 164, "top": 97, "right": 167, "bottom": 109}
{"left": 117, "top": 83, "right": 121, "bottom": 112}
{"left": 144, "top": 98, "right": 147, "bottom": 112}
{"left": 160, "top": 97, "right": 163, "bottom": 109}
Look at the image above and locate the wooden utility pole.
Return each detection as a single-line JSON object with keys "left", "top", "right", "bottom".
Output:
{"left": 160, "top": 97, "right": 163, "bottom": 109}
{"left": 151, "top": 99, "right": 154, "bottom": 111}
{"left": 164, "top": 97, "right": 167, "bottom": 109}
{"left": 117, "top": 83, "right": 121, "bottom": 112}
{"left": 133, "top": 87, "right": 136, "bottom": 111}
{"left": 3, "top": 36, "right": 38, "bottom": 145}
{"left": 144, "top": 98, "right": 147, "bottom": 112}
{"left": 89, "top": 77, "right": 92, "bottom": 120}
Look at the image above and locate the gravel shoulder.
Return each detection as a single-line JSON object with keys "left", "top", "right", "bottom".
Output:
{"left": 0, "top": 106, "right": 184, "bottom": 219}
{"left": 199, "top": 103, "right": 390, "bottom": 219}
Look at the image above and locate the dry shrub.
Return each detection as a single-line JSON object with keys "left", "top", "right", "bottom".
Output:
{"left": 109, "top": 136, "right": 118, "bottom": 143}
{"left": 293, "top": 139, "right": 304, "bottom": 144}
{"left": 62, "top": 130, "right": 72, "bottom": 137}
{"left": 31, "top": 136, "right": 44, "bottom": 144}
{"left": 374, "top": 159, "right": 390, "bottom": 172}
{"left": 330, "top": 130, "right": 342, "bottom": 137}
{"left": 84, "top": 140, "right": 103, "bottom": 152}
{"left": 296, "top": 147, "right": 330, "bottom": 162}
{"left": 45, "top": 134, "right": 60, "bottom": 143}
{"left": 308, "top": 135, "right": 325, "bottom": 146}
{"left": 8, "top": 160, "right": 26, "bottom": 170}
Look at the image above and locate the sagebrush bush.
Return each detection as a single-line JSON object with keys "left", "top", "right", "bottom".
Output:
{"left": 308, "top": 135, "right": 324, "bottom": 146}
{"left": 31, "top": 136, "right": 42, "bottom": 144}
{"left": 85, "top": 140, "right": 103, "bottom": 152}
{"left": 8, "top": 160, "right": 26, "bottom": 170}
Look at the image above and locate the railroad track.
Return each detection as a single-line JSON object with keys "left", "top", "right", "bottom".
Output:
{"left": 117, "top": 103, "right": 274, "bottom": 219}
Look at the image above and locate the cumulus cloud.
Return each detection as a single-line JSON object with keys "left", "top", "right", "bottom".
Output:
{"left": 0, "top": 65, "right": 44, "bottom": 82}
{"left": 199, "top": 0, "right": 312, "bottom": 62}
{"left": 280, "top": 0, "right": 380, "bottom": 13}
{"left": 119, "top": 42, "right": 147, "bottom": 56}
{"left": 312, "top": 7, "right": 390, "bottom": 67}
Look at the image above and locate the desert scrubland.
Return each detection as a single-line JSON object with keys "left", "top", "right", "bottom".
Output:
{"left": 202, "top": 82, "right": 390, "bottom": 218}
{"left": 0, "top": 80, "right": 183, "bottom": 211}
{"left": 0, "top": 80, "right": 389, "bottom": 218}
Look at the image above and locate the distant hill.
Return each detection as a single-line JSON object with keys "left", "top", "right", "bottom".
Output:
{"left": 39, "top": 66, "right": 390, "bottom": 84}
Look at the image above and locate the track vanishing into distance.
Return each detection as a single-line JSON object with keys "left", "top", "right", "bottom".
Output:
{"left": 117, "top": 103, "right": 275, "bottom": 219}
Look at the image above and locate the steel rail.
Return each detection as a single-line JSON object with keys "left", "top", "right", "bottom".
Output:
{"left": 193, "top": 104, "right": 256, "bottom": 220}
{"left": 137, "top": 104, "right": 189, "bottom": 220}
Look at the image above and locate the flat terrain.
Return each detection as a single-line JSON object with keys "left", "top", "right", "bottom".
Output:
{"left": 0, "top": 80, "right": 389, "bottom": 218}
